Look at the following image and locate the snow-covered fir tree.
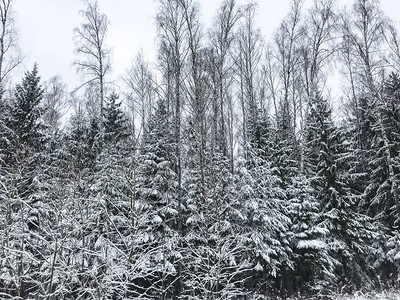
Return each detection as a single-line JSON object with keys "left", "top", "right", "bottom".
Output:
{"left": 135, "top": 98, "right": 180, "bottom": 298}
{"left": 306, "top": 94, "right": 378, "bottom": 290}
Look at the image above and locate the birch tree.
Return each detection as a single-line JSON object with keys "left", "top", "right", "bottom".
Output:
{"left": 42, "top": 75, "right": 68, "bottom": 131}
{"left": 0, "top": 0, "right": 22, "bottom": 93}
{"left": 208, "top": 0, "right": 242, "bottom": 171}
{"left": 234, "top": 2, "right": 264, "bottom": 158}
{"left": 74, "top": 0, "right": 111, "bottom": 119}
{"left": 123, "top": 51, "right": 156, "bottom": 139}
{"left": 272, "top": 0, "right": 304, "bottom": 141}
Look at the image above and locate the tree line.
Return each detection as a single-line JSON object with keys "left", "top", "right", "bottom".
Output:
{"left": 1, "top": 0, "right": 400, "bottom": 298}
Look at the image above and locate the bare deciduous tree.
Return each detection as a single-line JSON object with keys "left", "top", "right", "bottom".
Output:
{"left": 341, "top": 0, "right": 386, "bottom": 98}
{"left": 180, "top": 0, "right": 209, "bottom": 197}
{"left": 42, "top": 75, "right": 68, "bottom": 130}
{"left": 302, "top": 0, "right": 337, "bottom": 99}
{"left": 123, "top": 50, "right": 156, "bottom": 140}
{"left": 208, "top": 0, "right": 242, "bottom": 171}
{"left": 298, "top": 0, "right": 338, "bottom": 171}
{"left": 73, "top": 0, "right": 111, "bottom": 118}
{"left": 384, "top": 21, "right": 400, "bottom": 74}
{"left": 234, "top": 2, "right": 264, "bottom": 156}
{"left": 272, "top": 0, "right": 304, "bottom": 140}
{"left": 0, "top": 0, "right": 22, "bottom": 93}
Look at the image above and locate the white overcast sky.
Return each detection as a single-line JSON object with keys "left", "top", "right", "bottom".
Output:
{"left": 12, "top": 0, "right": 400, "bottom": 90}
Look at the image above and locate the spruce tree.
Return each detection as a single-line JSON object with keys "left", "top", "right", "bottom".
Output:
{"left": 366, "top": 73, "right": 400, "bottom": 229}
{"left": 306, "top": 94, "right": 377, "bottom": 289}
{"left": 87, "top": 92, "right": 132, "bottom": 298}
{"left": 135, "top": 98, "right": 179, "bottom": 298}
{"left": 368, "top": 73, "right": 400, "bottom": 282}
{"left": 102, "top": 92, "right": 129, "bottom": 148}
{"left": 8, "top": 64, "right": 44, "bottom": 151}
{"left": 286, "top": 174, "right": 336, "bottom": 294}
{"left": 0, "top": 64, "right": 49, "bottom": 298}
{"left": 241, "top": 108, "right": 293, "bottom": 295}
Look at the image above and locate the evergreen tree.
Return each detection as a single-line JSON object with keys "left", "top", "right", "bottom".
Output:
{"left": 286, "top": 174, "right": 336, "bottom": 295}
{"left": 8, "top": 64, "right": 44, "bottom": 151}
{"left": 135, "top": 99, "right": 180, "bottom": 298}
{"left": 365, "top": 73, "right": 400, "bottom": 229}
{"left": 87, "top": 92, "right": 132, "bottom": 298}
{"left": 0, "top": 65, "right": 49, "bottom": 298}
{"left": 366, "top": 73, "right": 400, "bottom": 282}
{"left": 180, "top": 118, "right": 208, "bottom": 296}
{"left": 241, "top": 108, "right": 293, "bottom": 295}
{"left": 306, "top": 94, "right": 377, "bottom": 289}
{"left": 66, "top": 107, "right": 92, "bottom": 174}
{"left": 102, "top": 92, "right": 129, "bottom": 148}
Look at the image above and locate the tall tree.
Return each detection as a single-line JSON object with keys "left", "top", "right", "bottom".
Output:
{"left": 180, "top": 0, "right": 209, "bottom": 203}
{"left": 74, "top": 0, "right": 111, "bottom": 119}
{"left": 306, "top": 94, "right": 377, "bottom": 289}
{"left": 0, "top": 0, "right": 22, "bottom": 93}
{"left": 272, "top": 0, "right": 304, "bottom": 141}
{"left": 360, "top": 74, "right": 400, "bottom": 282}
{"left": 297, "top": 0, "right": 338, "bottom": 172}
{"left": 136, "top": 98, "right": 179, "bottom": 298}
{"left": 234, "top": 2, "right": 264, "bottom": 158}
{"left": 0, "top": 64, "right": 47, "bottom": 298}
{"left": 208, "top": 0, "right": 242, "bottom": 170}
{"left": 123, "top": 50, "right": 156, "bottom": 139}
{"left": 156, "top": 3, "right": 188, "bottom": 292}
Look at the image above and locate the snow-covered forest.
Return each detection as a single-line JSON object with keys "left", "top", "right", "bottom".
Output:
{"left": 1, "top": 0, "right": 400, "bottom": 298}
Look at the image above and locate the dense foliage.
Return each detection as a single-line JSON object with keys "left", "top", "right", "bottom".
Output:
{"left": 1, "top": 0, "right": 400, "bottom": 299}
